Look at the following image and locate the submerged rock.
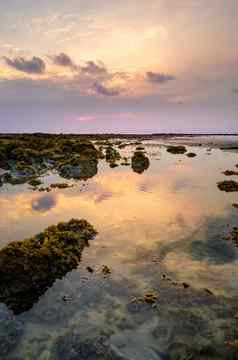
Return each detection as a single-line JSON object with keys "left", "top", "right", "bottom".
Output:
{"left": 131, "top": 151, "right": 150, "bottom": 174}
{"left": 0, "top": 219, "right": 97, "bottom": 314}
{"left": 225, "top": 227, "right": 238, "bottom": 247}
{"left": 166, "top": 145, "right": 187, "bottom": 154}
{"left": 51, "top": 331, "right": 127, "bottom": 360}
{"left": 217, "top": 180, "right": 238, "bottom": 192}
{"left": 0, "top": 304, "right": 23, "bottom": 357}
{"left": 152, "top": 305, "right": 238, "bottom": 359}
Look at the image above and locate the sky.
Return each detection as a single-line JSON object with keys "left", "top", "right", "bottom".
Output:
{"left": 0, "top": 0, "right": 237, "bottom": 133}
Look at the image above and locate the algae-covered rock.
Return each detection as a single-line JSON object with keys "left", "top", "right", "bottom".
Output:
{"left": 0, "top": 135, "right": 102, "bottom": 186}
{"left": 105, "top": 146, "right": 121, "bottom": 167}
{"left": 131, "top": 151, "right": 150, "bottom": 174}
{"left": 167, "top": 145, "right": 187, "bottom": 154}
{"left": 186, "top": 152, "right": 197, "bottom": 158}
{"left": 217, "top": 180, "right": 238, "bottom": 192}
{"left": 0, "top": 219, "right": 97, "bottom": 314}
{"left": 59, "top": 159, "right": 98, "bottom": 180}
{"left": 28, "top": 178, "right": 42, "bottom": 187}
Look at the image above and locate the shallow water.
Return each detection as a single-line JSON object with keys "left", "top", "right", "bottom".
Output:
{"left": 1, "top": 140, "right": 238, "bottom": 359}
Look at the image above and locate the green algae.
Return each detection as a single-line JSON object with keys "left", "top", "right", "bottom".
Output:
{"left": 0, "top": 219, "right": 97, "bottom": 314}
{"left": 131, "top": 151, "right": 150, "bottom": 174}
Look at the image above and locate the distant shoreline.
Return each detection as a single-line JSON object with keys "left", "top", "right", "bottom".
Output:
{"left": 1, "top": 133, "right": 238, "bottom": 137}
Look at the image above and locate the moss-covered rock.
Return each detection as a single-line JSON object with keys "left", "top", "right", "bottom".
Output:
{"left": 217, "top": 180, "right": 238, "bottom": 192}
{"left": 131, "top": 151, "right": 150, "bottom": 174}
{"left": 0, "top": 219, "right": 97, "bottom": 314}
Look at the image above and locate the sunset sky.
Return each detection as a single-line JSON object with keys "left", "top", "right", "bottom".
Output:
{"left": 0, "top": 0, "right": 237, "bottom": 133}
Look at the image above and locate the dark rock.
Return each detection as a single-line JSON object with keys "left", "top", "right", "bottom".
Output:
{"left": 182, "top": 282, "right": 190, "bottom": 289}
{"left": 186, "top": 152, "right": 197, "bottom": 158}
{"left": 167, "top": 146, "right": 187, "bottom": 154}
{"left": 222, "top": 170, "right": 238, "bottom": 176}
{"left": 217, "top": 180, "right": 238, "bottom": 192}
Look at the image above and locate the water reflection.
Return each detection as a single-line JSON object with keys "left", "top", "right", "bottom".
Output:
{"left": 31, "top": 194, "right": 57, "bottom": 212}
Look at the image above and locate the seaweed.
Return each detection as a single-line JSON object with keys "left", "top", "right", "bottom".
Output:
{"left": 0, "top": 219, "right": 97, "bottom": 314}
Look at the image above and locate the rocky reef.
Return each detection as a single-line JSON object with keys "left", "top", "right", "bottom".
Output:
{"left": 0, "top": 219, "right": 97, "bottom": 314}
{"left": 0, "top": 134, "right": 103, "bottom": 185}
